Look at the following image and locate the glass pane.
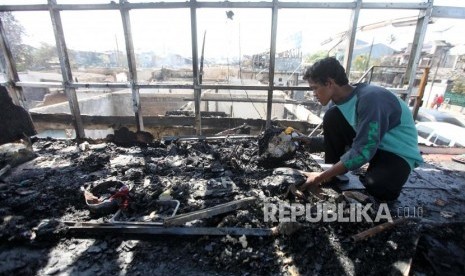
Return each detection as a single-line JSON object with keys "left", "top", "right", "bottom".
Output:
{"left": 60, "top": 10, "right": 128, "bottom": 82}
{"left": 197, "top": 8, "right": 271, "bottom": 85}
{"left": 349, "top": 9, "right": 419, "bottom": 83}
{"left": 130, "top": 9, "right": 192, "bottom": 84}
{"left": 277, "top": 8, "right": 352, "bottom": 100}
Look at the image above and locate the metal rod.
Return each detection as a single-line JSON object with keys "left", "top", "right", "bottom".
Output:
{"left": 199, "top": 31, "right": 206, "bottom": 85}
{"left": 164, "top": 197, "right": 256, "bottom": 226}
{"left": 190, "top": 0, "right": 202, "bottom": 135}
{"left": 266, "top": 0, "right": 279, "bottom": 129}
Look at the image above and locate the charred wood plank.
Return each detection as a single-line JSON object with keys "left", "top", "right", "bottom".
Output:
{"left": 350, "top": 218, "right": 409, "bottom": 242}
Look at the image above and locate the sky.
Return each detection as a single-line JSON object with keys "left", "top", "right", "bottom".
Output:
{"left": 5, "top": 0, "right": 465, "bottom": 59}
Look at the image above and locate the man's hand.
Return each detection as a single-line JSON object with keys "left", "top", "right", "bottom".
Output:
{"left": 299, "top": 171, "right": 322, "bottom": 191}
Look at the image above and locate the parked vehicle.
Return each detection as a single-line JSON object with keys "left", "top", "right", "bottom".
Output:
{"left": 416, "top": 122, "right": 465, "bottom": 147}
{"left": 416, "top": 108, "right": 465, "bottom": 128}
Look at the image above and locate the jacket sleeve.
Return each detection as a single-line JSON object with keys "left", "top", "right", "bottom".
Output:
{"left": 340, "top": 91, "right": 399, "bottom": 170}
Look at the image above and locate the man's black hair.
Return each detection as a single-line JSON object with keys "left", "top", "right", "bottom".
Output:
{"left": 303, "top": 57, "right": 349, "bottom": 86}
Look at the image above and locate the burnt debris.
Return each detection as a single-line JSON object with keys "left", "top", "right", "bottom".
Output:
{"left": 0, "top": 134, "right": 464, "bottom": 275}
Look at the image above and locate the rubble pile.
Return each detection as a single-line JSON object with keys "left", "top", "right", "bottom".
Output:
{"left": 0, "top": 137, "right": 463, "bottom": 275}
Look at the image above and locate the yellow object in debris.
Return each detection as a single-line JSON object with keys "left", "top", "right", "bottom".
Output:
{"left": 159, "top": 188, "right": 173, "bottom": 200}
{"left": 284, "top": 127, "right": 294, "bottom": 135}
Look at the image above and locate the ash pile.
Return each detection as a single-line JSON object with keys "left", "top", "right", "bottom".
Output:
{"left": 0, "top": 127, "right": 461, "bottom": 275}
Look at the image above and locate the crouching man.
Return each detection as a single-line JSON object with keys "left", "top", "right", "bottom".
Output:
{"left": 299, "top": 57, "right": 423, "bottom": 201}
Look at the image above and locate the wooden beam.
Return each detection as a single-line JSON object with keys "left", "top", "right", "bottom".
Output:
{"left": 404, "top": 0, "right": 433, "bottom": 102}
{"left": 164, "top": 197, "right": 256, "bottom": 226}
{"left": 350, "top": 218, "right": 408, "bottom": 242}
{"left": 49, "top": 0, "right": 85, "bottom": 138}
{"left": 0, "top": 18, "right": 27, "bottom": 108}
{"left": 343, "top": 0, "right": 361, "bottom": 74}
{"left": 30, "top": 113, "right": 317, "bottom": 131}
{"left": 120, "top": 0, "right": 144, "bottom": 131}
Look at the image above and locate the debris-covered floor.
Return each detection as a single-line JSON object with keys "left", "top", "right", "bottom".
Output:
{"left": 1, "top": 137, "right": 465, "bottom": 275}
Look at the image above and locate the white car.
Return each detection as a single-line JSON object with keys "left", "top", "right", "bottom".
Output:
{"left": 416, "top": 122, "right": 465, "bottom": 147}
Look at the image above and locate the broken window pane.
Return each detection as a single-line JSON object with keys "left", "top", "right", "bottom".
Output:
{"left": 277, "top": 8, "right": 351, "bottom": 111}
{"left": 60, "top": 10, "right": 128, "bottom": 82}
{"left": 349, "top": 9, "right": 419, "bottom": 84}
{"left": 130, "top": 9, "right": 192, "bottom": 84}
{"left": 2, "top": 11, "right": 61, "bottom": 78}
{"left": 196, "top": 8, "right": 271, "bottom": 86}
{"left": 1, "top": 11, "right": 64, "bottom": 111}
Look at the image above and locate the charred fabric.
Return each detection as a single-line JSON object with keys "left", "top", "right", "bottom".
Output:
{"left": 0, "top": 126, "right": 464, "bottom": 275}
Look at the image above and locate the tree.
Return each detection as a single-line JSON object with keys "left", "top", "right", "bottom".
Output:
{"left": 304, "top": 50, "right": 328, "bottom": 64}
{"left": 352, "top": 55, "right": 368, "bottom": 72}
{"left": 0, "top": 12, "right": 31, "bottom": 71}
{"left": 452, "top": 80, "right": 465, "bottom": 94}
{"left": 30, "top": 43, "right": 58, "bottom": 70}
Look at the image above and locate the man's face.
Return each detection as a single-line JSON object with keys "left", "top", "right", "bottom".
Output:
{"left": 308, "top": 79, "right": 332, "bottom": 106}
